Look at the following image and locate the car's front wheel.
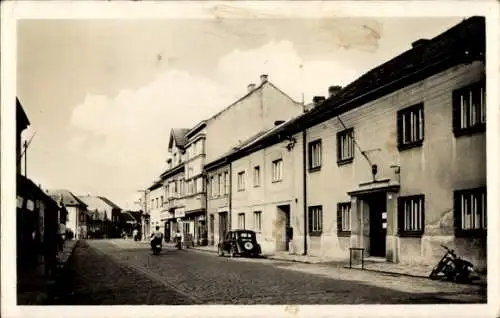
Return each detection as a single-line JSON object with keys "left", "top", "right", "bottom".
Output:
{"left": 230, "top": 246, "right": 237, "bottom": 258}
{"left": 217, "top": 246, "right": 224, "bottom": 257}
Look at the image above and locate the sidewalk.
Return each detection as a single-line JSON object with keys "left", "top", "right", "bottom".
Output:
{"left": 17, "top": 240, "right": 78, "bottom": 305}
{"left": 191, "top": 246, "right": 487, "bottom": 286}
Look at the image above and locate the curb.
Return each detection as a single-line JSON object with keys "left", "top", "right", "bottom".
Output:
{"left": 344, "top": 265, "right": 487, "bottom": 287}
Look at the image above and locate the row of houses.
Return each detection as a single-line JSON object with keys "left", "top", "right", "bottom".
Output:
{"left": 145, "top": 16, "right": 486, "bottom": 271}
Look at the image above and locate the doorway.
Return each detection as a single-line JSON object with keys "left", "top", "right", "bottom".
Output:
{"left": 218, "top": 212, "right": 228, "bottom": 243}
{"left": 209, "top": 214, "right": 215, "bottom": 245}
{"left": 277, "top": 205, "right": 291, "bottom": 252}
{"left": 366, "top": 193, "right": 387, "bottom": 257}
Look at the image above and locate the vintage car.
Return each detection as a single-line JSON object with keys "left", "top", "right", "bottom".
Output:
{"left": 217, "top": 230, "right": 262, "bottom": 258}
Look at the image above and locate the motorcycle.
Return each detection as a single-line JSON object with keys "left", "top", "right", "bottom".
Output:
{"left": 151, "top": 238, "right": 162, "bottom": 255}
{"left": 429, "top": 244, "right": 478, "bottom": 283}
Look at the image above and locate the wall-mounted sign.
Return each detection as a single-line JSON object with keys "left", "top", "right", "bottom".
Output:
{"left": 174, "top": 208, "right": 185, "bottom": 218}
{"left": 17, "top": 196, "right": 24, "bottom": 208}
{"left": 382, "top": 212, "right": 387, "bottom": 220}
{"left": 26, "top": 199, "right": 34, "bottom": 211}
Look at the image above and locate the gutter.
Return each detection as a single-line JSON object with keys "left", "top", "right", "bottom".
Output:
{"left": 302, "top": 120, "right": 308, "bottom": 256}
{"left": 228, "top": 163, "right": 232, "bottom": 231}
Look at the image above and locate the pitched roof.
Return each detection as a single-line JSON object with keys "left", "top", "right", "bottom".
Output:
{"left": 209, "top": 16, "right": 485, "bottom": 165}
{"left": 47, "top": 189, "right": 87, "bottom": 207}
{"left": 16, "top": 97, "right": 30, "bottom": 131}
{"left": 168, "top": 128, "right": 190, "bottom": 149}
{"left": 77, "top": 195, "right": 121, "bottom": 212}
{"left": 207, "top": 80, "right": 300, "bottom": 123}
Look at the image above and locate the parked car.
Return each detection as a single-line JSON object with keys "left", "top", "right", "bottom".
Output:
{"left": 217, "top": 230, "right": 262, "bottom": 258}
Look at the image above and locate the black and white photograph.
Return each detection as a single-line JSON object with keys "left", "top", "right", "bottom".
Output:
{"left": 1, "top": 1, "right": 499, "bottom": 318}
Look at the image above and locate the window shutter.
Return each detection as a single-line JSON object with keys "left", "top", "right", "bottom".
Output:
{"left": 453, "top": 191, "right": 461, "bottom": 235}
{"left": 396, "top": 110, "right": 403, "bottom": 147}
{"left": 336, "top": 204, "right": 342, "bottom": 232}
{"left": 307, "top": 208, "right": 312, "bottom": 233}
{"left": 397, "top": 197, "right": 403, "bottom": 235}
{"left": 420, "top": 196, "right": 425, "bottom": 234}
{"left": 452, "top": 90, "right": 460, "bottom": 134}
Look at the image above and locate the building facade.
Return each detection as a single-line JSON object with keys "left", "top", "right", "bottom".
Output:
{"left": 203, "top": 75, "right": 303, "bottom": 247}
{"left": 213, "top": 17, "right": 487, "bottom": 271}
{"left": 48, "top": 190, "right": 88, "bottom": 239}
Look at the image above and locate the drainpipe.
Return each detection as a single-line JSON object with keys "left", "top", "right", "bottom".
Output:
{"left": 228, "top": 162, "right": 232, "bottom": 231}
{"left": 302, "top": 125, "right": 308, "bottom": 255}
{"left": 204, "top": 173, "right": 209, "bottom": 245}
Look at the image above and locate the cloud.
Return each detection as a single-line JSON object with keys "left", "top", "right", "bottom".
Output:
{"left": 68, "top": 40, "right": 360, "bottom": 207}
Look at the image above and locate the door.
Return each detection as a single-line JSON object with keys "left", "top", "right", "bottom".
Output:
{"left": 368, "top": 193, "right": 387, "bottom": 257}
{"left": 209, "top": 214, "right": 215, "bottom": 245}
{"left": 219, "top": 212, "right": 228, "bottom": 243}
{"left": 277, "top": 205, "right": 291, "bottom": 251}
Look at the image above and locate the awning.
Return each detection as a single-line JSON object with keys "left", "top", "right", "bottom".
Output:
{"left": 347, "top": 179, "right": 400, "bottom": 196}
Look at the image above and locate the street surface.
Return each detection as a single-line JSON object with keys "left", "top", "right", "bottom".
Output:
{"left": 49, "top": 240, "right": 486, "bottom": 305}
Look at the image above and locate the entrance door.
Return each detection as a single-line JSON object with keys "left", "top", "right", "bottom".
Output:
{"left": 209, "top": 214, "right": 215, "bottom": 245}
{"left": 367, "top": 193, "right": 387, "bottom": 257}
{"left": 277, "top": 205, "right": 291, "bottom": 252}
{"left": 218, "top": 212, "right": 228, "bottom": 243}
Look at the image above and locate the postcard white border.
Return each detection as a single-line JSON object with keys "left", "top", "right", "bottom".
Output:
{"left": 1, "top": 1, "right": 499, "bottom": 318}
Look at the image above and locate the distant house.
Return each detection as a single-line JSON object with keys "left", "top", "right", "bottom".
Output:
{"left": 77, "top": 195, "right": 122, "bottom": 238}
{"left": 48, "top": 190, "right": 88, "bottom": 239}
{"left": 78, "top": 195, "right": 121, "bottom": 222}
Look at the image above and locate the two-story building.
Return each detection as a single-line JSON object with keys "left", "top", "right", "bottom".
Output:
{"left": 221, "top": 16, "right": 486, "bottom": 270}
{"left": 48, "top": 189, "right": 88, "bottom": 239}
{"left": 148, "top": 180, "right": 166, "bottom": 235}
{"left": 78, "top": 194, "right": 122, "bottom": 238}
{"left": 161, "top": 128, "right": 189, "bottom": 242}
{"left": 202, "top": 75, "right": 304, "bottom": 247}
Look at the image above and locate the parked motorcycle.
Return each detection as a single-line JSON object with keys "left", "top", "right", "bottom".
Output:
{"left": 429, "top": 244, "right": 478, "bottom": 283}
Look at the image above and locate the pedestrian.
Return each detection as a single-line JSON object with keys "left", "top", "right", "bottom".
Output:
{"left": 132, "top": 228, "right": 138, "bottom": 241}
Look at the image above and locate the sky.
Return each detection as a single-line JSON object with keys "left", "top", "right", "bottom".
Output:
{"left": 17, "top": 17, "right": 464, "bottom": 209}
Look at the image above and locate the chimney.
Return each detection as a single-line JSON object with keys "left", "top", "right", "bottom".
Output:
{"left": 274, "top": 120, "right": 285, "bottom": 126}
{"left": 328, "top": 86, "right": 342, "bottom": 98}
{"left": 260, "top": 74, "right": 268, "bottom": 84}
{"left": 247, "top": 83, "right": 256, "bottom": 92}
{"left": 411, "top": 39, "right": 430, "bottom": 48}
{"left": 312, "top": 96, "right": 326, "bottom": 107}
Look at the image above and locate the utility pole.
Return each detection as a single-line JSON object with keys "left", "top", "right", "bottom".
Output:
{"left": 137, "top": 189, "right": 149, "bottom": 240}
{"left": 24, "top": 140, "right": 27, "bottom": 177}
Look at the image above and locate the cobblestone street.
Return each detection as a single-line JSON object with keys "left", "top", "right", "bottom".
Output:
{"left": 48, "top": 240, "right": 486, "bottom": 305}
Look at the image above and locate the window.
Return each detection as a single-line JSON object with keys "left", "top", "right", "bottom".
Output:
{"left": 213, "top": 176, "right": 219, "bottom": 196}
{"left": 453, "top": 80, "right": 486, "bottom": 137}
{"left": 398, "top": 195, "right": 425, "bottom": 237}
{"left": 337, "top": 128, "right": 354, "bottom": 164}
{"left": 188, "top": 180, "right": 194, "bottom": 195}
{"left": 188, "top": 168, "right": 193, "bottom": 178}
{"left": 193, "top": 141, "right": 197, "bottom": 156}
{"left": 237, "top": 171, "right": 246, "bottom": 191}
{"left": 253, "top": 166, "right": 261, "bottom": 186}
{"left": 253, "top": 211, "right": 262, "bottom": 232}
{"left": 183, "top": 222, "right": 191, "bottom": 234}
{"left": 161, "top": 195, "right": 164, "bottom": 207}
{"left": 210, "top": 176, "right": 214, "bottom": 197}
{"left": 224, "top": 172, "right": 229, "bottom": 194}
{"left": 308, "top": 139, "right": 322, "bottom": 171}
{"left": 454, "top": 187, "right": 486, "bottom": 237}
{"left": 238, "top": 213, "right": 246, "bottom": 229}
{"left": 218, "top": 174, "right": 223, "bottom": 196}
{"left": 397, "top": 103, "right": 424, "bottom": 150}
{"left": 308, "top": 206, "right": 323, "bottom": 236}
{"left": 272, "top": 159, "right": 283, "bottom": 182}
{"left": 337, "top": 202, "right": 351, "bottom": 236}
{"left": 156, "top": 198, "right": 159, "bottom": 208}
